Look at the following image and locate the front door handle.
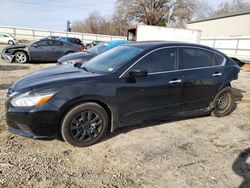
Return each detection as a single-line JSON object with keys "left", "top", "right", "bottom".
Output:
{"left": 169, "top": 79, "right": 182, "bottom": 84}
{"left": 212, "top": 72, "right": 222, "bottom": 77}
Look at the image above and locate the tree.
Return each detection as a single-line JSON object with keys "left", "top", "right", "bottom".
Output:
{"left": 116, "top": 0, "right": 212, "bottom": 28}
{"left": 72, "top": 11, "right": 107, "bottom": 34}
{"left": 213, "top": 0, "right": 250, "bottom": 16}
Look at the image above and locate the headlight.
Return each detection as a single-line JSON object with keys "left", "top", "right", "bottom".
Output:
{"left": 62, "top": 59, "right": 82, "bottom": 65}
{"left": 11, "top": 91, "right": 56, "bottom": 107}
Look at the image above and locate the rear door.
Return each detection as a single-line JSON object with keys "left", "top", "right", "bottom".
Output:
{"left": 179, "top": 47, "right": 226, "bottom": 111}
{"left": 118, "top": 47, "right": 183, "bottom": 124}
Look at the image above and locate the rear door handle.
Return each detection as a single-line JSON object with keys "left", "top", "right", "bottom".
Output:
{"left": 169, "top": 79, "right": 182, "bottom": 84}
{"left": 212, "top": 72, "right": 222, "bottom": 77}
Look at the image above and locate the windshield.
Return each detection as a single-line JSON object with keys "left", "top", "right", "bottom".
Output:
{"left": 87, "top": 42, "right": 111, "bottom": 54}
{"left": 80, "top": 46, "right": 144, "bottom": 74}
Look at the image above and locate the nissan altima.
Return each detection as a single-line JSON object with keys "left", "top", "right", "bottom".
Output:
{"left": 5, "top": 41, "right": 240, "bottom": 147}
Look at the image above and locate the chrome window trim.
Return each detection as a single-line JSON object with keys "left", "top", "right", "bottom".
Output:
{"left": 119, "top": 45, "right": 227, "bottom": 78}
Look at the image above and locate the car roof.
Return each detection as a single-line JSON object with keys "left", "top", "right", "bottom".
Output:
{"left": 123, "top": 41, "right": 214, "bottom": 51}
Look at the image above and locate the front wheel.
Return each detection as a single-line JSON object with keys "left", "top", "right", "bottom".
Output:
{"left": 14, "top": 51, "right": 28, "bottom": 63}
{"left": 211, "top": 87, "right": 235, "bottom": 117}
{"left": 61, "top": 103, "right": 109, "bottom": 147}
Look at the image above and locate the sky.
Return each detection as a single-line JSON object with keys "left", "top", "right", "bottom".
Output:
{"left": 0, "top": 0, "right": 248, "bottom": 31}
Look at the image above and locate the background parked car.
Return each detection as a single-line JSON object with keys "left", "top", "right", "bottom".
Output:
{"left": 0, "top": 33, "right": 18, "bottom": 45}
{"left": 57, "top": 40, "right": 129, "bottom": 65}
{"left": 1, "top": 39, "right": 81, "bottom": 63}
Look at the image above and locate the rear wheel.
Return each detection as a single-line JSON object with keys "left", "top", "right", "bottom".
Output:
{"left": 211, "top": 87, "right": 235, "bottom": 117}
{"left": 61, "top": 103, "right": 109, "bottom": 147}
{"left": 15, "top": 51, "right": 28, "bottom": 63}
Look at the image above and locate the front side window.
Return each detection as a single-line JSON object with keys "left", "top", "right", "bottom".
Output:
{"left": 132, "top": 48, "right": 177, "bottom": 73}
{"left": 35, "top": 40, "right": 54, "bottom": 46}
{"left": 181, "top": 48, "right": 214, "bottom": 69}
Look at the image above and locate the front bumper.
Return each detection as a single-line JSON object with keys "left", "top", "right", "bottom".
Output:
{"left": 1, "top": 50, "right": 14, "bottom": 63}
{"left": 5, "top": 102, "right": 60, "bottom": 140}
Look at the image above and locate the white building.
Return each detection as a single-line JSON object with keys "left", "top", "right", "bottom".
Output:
{"left": 187, "top": 9, "right": 250, "bottom": 61}
{"left": 188, "top": 9, "right": 250, "bottom": 38}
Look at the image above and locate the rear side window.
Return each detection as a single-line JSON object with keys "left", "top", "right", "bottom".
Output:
{"left": 69, "top": 38, "right": 82, "bottom": 45}
{"left": 214, "top": 52, "right": 225, "bottom": 65}
{"left": 133, "top": 48, "right": 177, "bottom": 73}
{"left": 181, "top": 48, "right": 214, "bottom": 69}
{"left": 55, "top": 41, "right": 64, "bottom": 46}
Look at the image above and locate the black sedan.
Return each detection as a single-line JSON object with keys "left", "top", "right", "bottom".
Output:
{"left": 5, "top": 41, "right": 240, "bottom": 147}
{"left": 1, "top": 39, "right": 82, "bottom": 63}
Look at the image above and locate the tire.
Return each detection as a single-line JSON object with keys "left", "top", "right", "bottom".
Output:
{"left": 61, "top": 102, "right": 109, "bottom": 147}
{"left": 211, "top": 86, "right": 235, "bottom": 117}
{"left": 14, "top": 51, "right": 28, "bottom": 64}
{"left": 8, "top": 40, "right": 14, "bottom": 45}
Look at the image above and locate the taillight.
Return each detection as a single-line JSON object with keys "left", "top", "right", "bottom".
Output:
{"left": 76, "top": 45, "right": 83, "bottom": 51}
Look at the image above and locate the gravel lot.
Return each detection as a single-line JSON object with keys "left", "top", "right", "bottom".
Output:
{"left": 0, "top": 44, "right": 250, "bottom": 188}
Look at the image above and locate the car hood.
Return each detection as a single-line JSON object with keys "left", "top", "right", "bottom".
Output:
{"left": 58, "top": 51, "right": 96, "bottom": 63}
{"left": 11, "top": 65, "right": 102, "bottom": 92}
{"left": 4, "top": 44, "right": 26, "bottom": 51}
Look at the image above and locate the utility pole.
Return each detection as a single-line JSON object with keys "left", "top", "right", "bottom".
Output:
{"left": 67, "top": 20, "right": 71, "bottom": 32}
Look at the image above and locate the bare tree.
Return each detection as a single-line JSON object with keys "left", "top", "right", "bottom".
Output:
{"left": 72, "top": 11, "right": 108, "bottom": 34}
{"left": 116, "top": 0, "right": 212, "bottom": 28}
{"left": 72, "top": 0, "right": 213, "bottom": 36}
{"left": 213, "top": 0, "right": 250, "bottom": 16}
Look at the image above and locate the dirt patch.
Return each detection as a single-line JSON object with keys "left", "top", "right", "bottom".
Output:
{"left": 242, "top": 64, "right": 250, "bottom": 72}
{"left": 0, "top": 84, "right": 11, "bottom": 90}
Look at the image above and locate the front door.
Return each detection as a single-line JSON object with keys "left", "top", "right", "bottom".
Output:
{"left": 118, "top": 47, "right": 183, "bottom": 125}
{"left": 29, "top": 40, "right": 55, "bottom": 61}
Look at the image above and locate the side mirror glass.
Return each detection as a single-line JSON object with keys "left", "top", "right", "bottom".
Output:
{"left": 129, "top": 69, "right": 148, "bottom": 78}
{"left": 33, "top": 44, "right": 38, "bottom": 47}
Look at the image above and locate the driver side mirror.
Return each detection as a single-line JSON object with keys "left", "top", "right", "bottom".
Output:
{"left": 128, "top": 69, "right": 148, "bottom": 78}
{"left": 33, "top": 44, "right": 38, "bottom": 47}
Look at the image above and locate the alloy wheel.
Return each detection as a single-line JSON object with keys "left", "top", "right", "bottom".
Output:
{"left": 70, "top": 111, "right": 103, "bottom": 142}
{"left": 15, "top": 52, "right": 27, "bottom": 63}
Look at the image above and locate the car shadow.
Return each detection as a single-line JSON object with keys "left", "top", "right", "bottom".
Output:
{"left": 231, "top": 87, "right": 246, "bottom": 102}
{"left": 232, "top": 148, "right": 250, "bottom": 188}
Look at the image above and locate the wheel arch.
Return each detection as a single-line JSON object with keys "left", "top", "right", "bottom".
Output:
{"left": 210, "top": 84, "right": 232, "bottom": 109}
{"left": 57, "top": 98, "right": 116, "bottom": 137}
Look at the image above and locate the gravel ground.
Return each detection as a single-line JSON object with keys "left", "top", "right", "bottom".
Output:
{"left": 0, "top": 45, "right": 250, "bottom": 188}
